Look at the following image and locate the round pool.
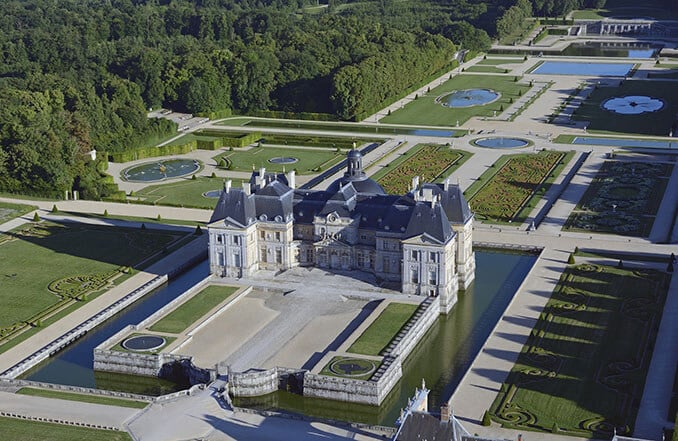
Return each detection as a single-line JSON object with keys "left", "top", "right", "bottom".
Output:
{"left": 602, "top": 96, "right": 664, "bottom": 115}
{"left": 121, "top": 335, "right": 166, "bottom": 352}
{"left": 440, "top": 89, "right": 500, "bottom": 108}
{"left": 122, "top": 159, "right": 201, "bottom": 182}
{"left": 473, "top": 137, "right": 530, "bottom": 149}
{"left": 268, "top": 157, "right": 299, "bottom": 164}
{"left": 203, "top": 190, "right": 222, "bottom": 198}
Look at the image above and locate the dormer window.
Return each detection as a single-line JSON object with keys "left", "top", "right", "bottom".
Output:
{"left": 259, "top": 214, "right": 268, "bottom": 221}
{"left": 275, "top": 215, "right": 283, "bottom": 222}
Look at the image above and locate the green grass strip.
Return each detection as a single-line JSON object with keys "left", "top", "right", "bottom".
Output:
{"left": 348, "top": 303, "right": 418, "bottom": 356}
{"left": 16, "top": 387, "right": 148, "bottom": 409}
{"left": 0, "top": 202, "right": 37, "bottom": 224}
{"left": 149, "top": 285, "right": 239, "bottom": 334}
{"left": 0, "top": 416, "right": 132, "bottom": 441}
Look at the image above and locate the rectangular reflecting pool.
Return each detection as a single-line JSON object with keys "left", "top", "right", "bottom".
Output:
{"left": 561, "top": 42, "right": 662, "bottom": 59}
{"left": 531, "top": 61, "right": 634, "bottom": 76}
{"left": 573, "top": 136, "right": 678, "bottom": 149}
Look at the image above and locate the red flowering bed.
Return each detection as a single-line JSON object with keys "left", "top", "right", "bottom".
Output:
{"left": 378, "top": 145, "right": 463, "bottom": 194}
{"left": 470, "top": 151, "right": 564, "bottom": 222}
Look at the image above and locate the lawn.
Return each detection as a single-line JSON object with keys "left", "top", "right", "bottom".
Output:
{"left": 564, "top": 161, "right": 672, "bottom": 237}
{"left": 110, "top": 333, "right": 176, "bottom": 354}
{"left": 488, "top": 262, "right": 670, "bottom": 437}
{"left": 149, "top": 285, "right": 239, "bottom": 334}
{"left": 94, "top": 371, "right": 189, "bottom": 396}
{"left": 380, "top": 75, "right": 530, "bottom": 127}
{"left": 224, "top": 119, "right": 466, "bottom": 137}
{"left": 573, "top": 80, "right": 678, "bottom": 136}
{"left": 466, "top": 150, "right": 572, "bottom": 223}
{"left": 0, "top": 416, "right": 132, "bottom": 441}
{"left": 215, "top": 146, "right": 344, "bottom": 175}
{"left": 371, "top": 144, "right": 472, "bottom": 194}
{"left": 16, "top": 387, "right": 148, "bottom": 409}
{"left": 0, "top": 222, "right": 183, "bottom": 341}
{"left": 347, "top": 303, "right": 418, "bottom": 356}
{"left": 0, "top": 202, "right": 37, "bottom": 224}
{"left": 465, "top": 65, "right": 510, "bottom": 74}
{"left": 132, "top": 176, "right": 232, "bottom": 209}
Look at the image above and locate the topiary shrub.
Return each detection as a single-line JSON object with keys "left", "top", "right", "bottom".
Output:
{"left": 51, "top": 204, "right": 58, "bottom": 213}
{"left": 191, "top": 174, "right": 197, "bottom": 180}
{"left": 617, "top": 259, "right": 624, "bottom": 268}
{"left": 140, "top": 223, "right": 146, "bottom": 230}
{"left": 103, "top": 209, "right": 109, "bottom": 217}
{"left": 194, "top": 225, "right": 203, "bottom": 235}
{"left": 568, "top": 253, "right": 575, "bottom": 264}
{"left": 33, "top": 212, "right": 40, "bottom": 222}
{"left": 156, "top": 214, "right": 162, "bottom": 221}
{"left": 211, "top": 172, "right": 216, "bottom": 178}
{"left": 482, "top": 410, "right": 492, "bottom": 426}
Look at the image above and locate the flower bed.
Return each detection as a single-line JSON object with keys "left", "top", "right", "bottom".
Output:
{"left": 376, "top": 145, "right": 467, "bottom": 194}
{"left": 564, "top": 161, "right": 672, "bottom": 236}
{"left": 469, "top": 151, "right": 565, "bottom": 223}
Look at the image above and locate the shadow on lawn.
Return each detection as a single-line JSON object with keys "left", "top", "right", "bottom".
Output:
{"left": 3, "top": 219, "right": 185, "bottom": 270}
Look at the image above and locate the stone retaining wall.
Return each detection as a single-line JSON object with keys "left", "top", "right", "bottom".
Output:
{"left": 0, "top": 410, "right": 120, "bottom": 431}
{"left": 0, "top": 378, "right": 153, "bottom": 402}
{"left": 304, "top": 355, "right": 402, "bottom": 406}
{"left": 389, "top": 297, "right": 440, "bottom": 360}
{"left": 228, "top": 367, "right": 279, "bottom": 397}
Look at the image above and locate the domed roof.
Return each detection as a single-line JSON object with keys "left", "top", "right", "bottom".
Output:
{"left": 326, "top": 176, "right": 386, "bottom": 195}
{"left": 326, "top": 149, "right": 386, "bottom": 195}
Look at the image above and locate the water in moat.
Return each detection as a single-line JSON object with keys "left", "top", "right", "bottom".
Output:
{"left": 22, "top": 261, "right": 210, "bottom": 387}
{"left": 20, "top": 251, "right": 536, "bottom": 425}
{"left": 234, "top": 250, "right": 537, "bottom": 425}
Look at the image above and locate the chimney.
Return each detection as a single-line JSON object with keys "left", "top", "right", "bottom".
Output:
{"left": 287, "top": 170, "right": 296, "bottom": 189}
{"left": 242, "top": 182, "right": 251, "bottom": 195}
{"left": 411, "top": 176, "right": 420, "bottom": 192}
{"left": 422, "top": 187, "right": 433, "bottom": 202}
{"left": 440, "top": 404, "right": 450, "bottom": 424}
{"left": 444, "top": 177, "right": 452, "bottom": 192}
{"left": 224, "top": 179, "right": 232, "bottom": 193}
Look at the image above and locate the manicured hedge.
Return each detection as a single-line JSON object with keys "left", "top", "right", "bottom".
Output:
{"left": 108, "top": 141, "right": 198, "bottom": 163}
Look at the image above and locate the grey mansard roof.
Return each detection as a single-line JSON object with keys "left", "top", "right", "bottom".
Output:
{"left": 210, "top": 188, "right": 256, "bottom": 227}
{"left": 210, "top": 152, "right": 472, "bottom": 237}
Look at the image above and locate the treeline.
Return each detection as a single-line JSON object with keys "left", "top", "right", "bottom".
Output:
{"left": 0, "top": 0, "right": 588, "bottom": 199}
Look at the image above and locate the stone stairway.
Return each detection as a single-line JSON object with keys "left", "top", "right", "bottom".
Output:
{"left": 380, "top": 297, "right": 435, "bottom": 357}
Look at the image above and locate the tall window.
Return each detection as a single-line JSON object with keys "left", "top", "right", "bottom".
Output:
{"left": 411, "top": 250, "right": 418, "bottom": 261}
{"left": 275, "top": 249, "right": 282, "bottom": 264}
{"left": 412, "top": 268, "right": 419, "bottom": 284}
{"left": 429, "top": 252, "right": 437, "bottom": 262}
{"left": 260, "top": 230, "right": 266, "bottom": 240}
{"left": 234, "top": 252, "right": 241, "bottom": 267}
{"left": 233, "top": 235, "right": 241, "bottom": 246}
{"left": 275, "top": 231, "right": 281, "bottom": 242}
{"left": 306, "top": 249, "right": 314, "bottom": 263}
{"left": 260, "top": 247, "right": 267, "bottom": 263}
{"left": 383, "top": 257, "right": 390, "bottom": 273}
{"left": 217, "top": 251, "right": 225, "bottom": 266}
{"left": 429, "top": 270, "right": 437, "bottom": 285}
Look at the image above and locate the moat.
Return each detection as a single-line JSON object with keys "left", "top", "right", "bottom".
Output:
{"left": 22, "top": 250, "right": 536, "bottom": 426}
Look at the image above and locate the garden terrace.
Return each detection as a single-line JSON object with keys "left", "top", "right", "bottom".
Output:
{"left": 215, "top": 146, "right": 345, "bottom": 175}
{"left": 372, "top": 144, "right": 472, "bottom": 194}
{"left": 380, "top": 75, "right": 530, "bottom": 127}
{"left": 149, "top": 285, "right": 239, "bottom": 334}
{"left": 0, "top": 201, "right": 36, "bottom": 224}
{"left": 0, "top": 222, "right": 185, "bottom": 353}
{"left": 564, "top": 161, "right": 672, "bottom": 237}
{"left": 347, "top": 302, "right": 419, "bottom": 356}
{"left": 466, "top": 150, "right": 573, "bottom": 224}
{"left": 319, "top": 356, "right": 383, "bottom": 381}
{"left": 16, "top": 387, "right": 148, "bottom": 409}
{"left": 0, "top": 416, "right": 132, "bottom": 441}
{"left": 573, "top": 80, "right": 678, "bottom": 136}
{"left": 227, "top": 119, "right": 465, "bottom": 137}
{"left": 131, "top": 176, "right": 234, "bottom": 210}
{"left": 488, "top": 262, "right": 671, "bottom": 437}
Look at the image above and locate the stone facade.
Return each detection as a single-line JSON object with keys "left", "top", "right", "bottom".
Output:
{"left": 208, "top": 150, "right": 474, "bottom": 312}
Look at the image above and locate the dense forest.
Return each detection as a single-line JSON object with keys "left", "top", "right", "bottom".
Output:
{"left": 0, "top": 0, "right": 670, "bottom": 198}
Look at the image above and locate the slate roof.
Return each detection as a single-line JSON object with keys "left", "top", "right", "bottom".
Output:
{"left": 211, "top": 162, "right": 470, "bottom": 239}
{"left": 395, "top": 412, "right": 455, "bottom": 441}
{"left": 209, "top": 188, "right": 256, "bottom": 227}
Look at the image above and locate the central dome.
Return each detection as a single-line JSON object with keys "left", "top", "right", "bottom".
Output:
{"left": 326, "top": 150, "right": 386, "bottom": 195}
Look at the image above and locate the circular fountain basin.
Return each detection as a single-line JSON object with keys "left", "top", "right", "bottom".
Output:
{"left": 122, "top": 335, "right": 166, "bottom": 352}
{"left": 203, "top": 190, "right": 222, "bottom": 198}
{"left": 122, "top": 159, "right": 201, "bottom": 182}
{"left": 473, "top": 137, "right": 530, "bottom": 149}
{"left": 440, "top": 89, "right": 500, "bottom": 108}
{"left": 602, "top": 96, "right": 664, "bottom": 115}
{"left": 268, "top": 157, "right": 299, "bottom": 164}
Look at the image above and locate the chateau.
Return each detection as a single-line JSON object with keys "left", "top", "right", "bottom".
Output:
{"left": 207, "top": 150, "right": 475, "bottom": 313}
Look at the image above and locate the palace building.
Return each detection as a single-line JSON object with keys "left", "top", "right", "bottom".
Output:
{"left": 207, "top": 149, "right": 474, "bottom": 313}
